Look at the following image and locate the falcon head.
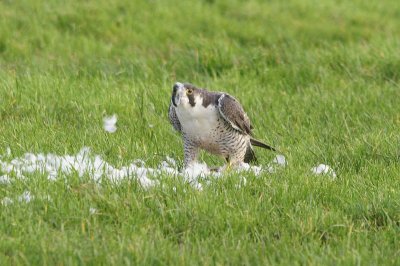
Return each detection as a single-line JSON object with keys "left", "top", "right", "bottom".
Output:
{"left": 171, "top": 82, "right": 199, "bottom": 108}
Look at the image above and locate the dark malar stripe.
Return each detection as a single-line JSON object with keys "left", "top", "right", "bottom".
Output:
{"left": 188, "top": 93, "right": 196, "bottom": 107}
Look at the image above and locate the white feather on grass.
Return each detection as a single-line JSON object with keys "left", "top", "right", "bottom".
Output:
{"left": 311, "top": 164, "right": 337, "bottom": 179}
{"left": 103, "top": 114, "right": 117, "bottom": 133}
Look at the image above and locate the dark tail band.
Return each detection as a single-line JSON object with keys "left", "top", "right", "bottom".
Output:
{"left": 250, "top": 138, "right": 276, "bottom": 151}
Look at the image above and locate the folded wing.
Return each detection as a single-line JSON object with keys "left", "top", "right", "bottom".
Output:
{"left": 217, "top": 94, "right": 252, "bottom": 135}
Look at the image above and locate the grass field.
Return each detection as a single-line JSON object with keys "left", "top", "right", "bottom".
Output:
{"left": 1, "top": 0, "right": 400, "bottom": 264}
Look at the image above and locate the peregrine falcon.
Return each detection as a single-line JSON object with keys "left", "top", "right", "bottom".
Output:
{"left": 168, "top": 82, "right": 275, "bottom": 168}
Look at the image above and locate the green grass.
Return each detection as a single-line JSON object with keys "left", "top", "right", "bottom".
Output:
{"left": 1, "top": 0, "right": 400, "bottom": 264}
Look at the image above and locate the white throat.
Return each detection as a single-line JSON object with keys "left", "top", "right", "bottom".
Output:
{"left": 175, "top": 96, "right": 219, "bottom": 140}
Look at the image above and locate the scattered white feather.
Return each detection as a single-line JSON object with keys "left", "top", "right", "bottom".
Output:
{"left": 18, "top": 191, "right": 34, "bottom": 203}
{"left": 183, "top": 162, "right": 210, "bottom": 191}
{"left": 103, "top": 114, "right": 117, "bottom": 133}
{"left": 274, "top": 155, "right": 287, "bottom": 166}
{"left": 0, "top": 146, "right": 291, "bottom": 191}
{"left": 311, "top": 164, "right": 337, "bottom": 179}
{"left": 0, "top": 175, "right": 11, "bottom": 184}
{"left": 137, "top": 171, "right": 158, "bottom": 189}
{"left": 237, "top": 162, "right": 250, "bottom": 171}
{"left": 237, "top": 162, "right": 263, "bottom": 176}
{"left": 165, "top": 156, "right": 177, "bottom": 167}
{"left": 184, "top": 162, "right": 209, "bottom": 179}
{"left": 89, "top": 207, "right": 97, "bottom": 215}
{"left": 1, "top": 197, "right": 13, "bottom": 206}
{"left": 2, "top": 191, "right": 37, "bottom": 206}
{"left": 267, "top": 154, "right": 287, "bottom": 173}
{"left": 0, "top": 147, "right": 160, "bottom": 189}
{"left": 192, "top": 182, "right": 203, "bottom": 191}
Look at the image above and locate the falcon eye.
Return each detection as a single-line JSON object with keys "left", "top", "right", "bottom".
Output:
{"left": 186, "top": 88, "right": 193, "bottom": 95}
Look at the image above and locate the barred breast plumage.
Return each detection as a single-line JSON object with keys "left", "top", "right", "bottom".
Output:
{"left": 168, "top": 82, "right": 275, "bottom": 168}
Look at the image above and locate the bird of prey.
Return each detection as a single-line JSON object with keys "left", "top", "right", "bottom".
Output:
{"left": 168, "top": 82, "right": 275, "bottom": 169}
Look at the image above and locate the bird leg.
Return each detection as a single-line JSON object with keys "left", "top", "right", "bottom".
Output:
{"left": 219, "top": 156, "right": 235, "bottom": 172}
{"left": 183, "top": 139, "right": 199, "bottom": 168}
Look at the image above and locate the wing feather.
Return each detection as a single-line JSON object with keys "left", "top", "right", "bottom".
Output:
{"left": 217, "top": 94, "right": 252, "bottom": 135}
{"left": 168, "top": 103, "right": 182, "bottom": 132}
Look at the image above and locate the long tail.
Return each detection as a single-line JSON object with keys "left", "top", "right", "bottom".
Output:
{"left": 250, "top": 138, "right": 276, "bottom": 151}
